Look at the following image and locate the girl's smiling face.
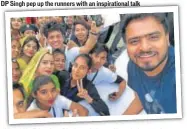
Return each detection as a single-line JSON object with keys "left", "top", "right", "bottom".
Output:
{"left": 36, "top": 54, "right": 54, "bottom": 76}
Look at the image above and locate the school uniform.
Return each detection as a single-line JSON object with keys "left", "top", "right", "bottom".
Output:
{"left": 27, "top": 95, "right": 72, "bottom": 117}
{"left": 87, "top": 66, "right": 117, "bottom": 85}
{"left": 56, "top": 71, "right": 110, "bottom": 116}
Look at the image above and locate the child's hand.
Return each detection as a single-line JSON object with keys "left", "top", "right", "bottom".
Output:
{"left": 77, "top": 79, "right": 93, "bottom": 103}
{"left": 64, "top": 109, "right": 78, "bottom": 117}
{"left": 108, "top": 64, "right": 116, "bottom": 72}
{"left": 108, "top": 91, "right": 122, "bottom": 101}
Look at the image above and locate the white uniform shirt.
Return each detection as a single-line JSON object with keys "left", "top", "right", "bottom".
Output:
{"left": 114, "top": 49, "right": 129, "bottom": 81}
{"left": 65, "top": 47, "right": 80, "bottom": 71}
{"left": 27, "top": 95, "right": 72, "bottom": 117}
{"left": 87, "top": 66, "right": 117, "bottom": 85}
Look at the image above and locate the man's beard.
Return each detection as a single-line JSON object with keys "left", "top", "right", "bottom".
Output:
{"left": 134, "top": 50, "right": 168, "bottom": 72}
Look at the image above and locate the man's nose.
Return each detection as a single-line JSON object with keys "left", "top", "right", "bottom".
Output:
{"left": 139, "top": 38, "right": 151, "bottom": 51}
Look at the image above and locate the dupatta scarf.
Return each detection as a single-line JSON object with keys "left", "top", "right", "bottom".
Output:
{"left": 19, "top": 48, "right": 60, "bottom": 96}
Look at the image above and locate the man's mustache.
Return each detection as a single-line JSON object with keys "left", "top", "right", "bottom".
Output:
{"left": 135, "top": 51, "right": 157, "bottom": 58}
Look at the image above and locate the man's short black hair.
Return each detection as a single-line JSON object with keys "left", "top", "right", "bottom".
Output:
{"left": 43, "top": 21, "right": 65, "bottom": 38}
{"left": 13, "top": 83, "right": 26, "bottom": 99}
{"left": 121, "top": 13, "right": 169, "bottom": 42}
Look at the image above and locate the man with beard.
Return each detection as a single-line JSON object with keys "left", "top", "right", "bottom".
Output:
{"left": 122, "top": 13, "right": 176, "bottom": 114}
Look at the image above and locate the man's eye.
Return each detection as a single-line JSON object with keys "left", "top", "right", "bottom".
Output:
{"left": 128, "top": 39, "right": 139, "bottom": 45}
{"left": 148, "top": 34, "right": 160, "bottom": 41}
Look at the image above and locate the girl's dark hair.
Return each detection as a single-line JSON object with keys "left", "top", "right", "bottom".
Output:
{"left": 32, "top": 75, "right": 56, "bottom": 95}
{"left": 22, "top": 36, "right": 40, "bottom": 49}
{"left": 21, "top": 36, "right": 40, "bottom": 56}
{"left": 27, "top": 75, "right": 56, "bottom": 107}
{"left": 74, "top": 54, "right": 92, "bottom": 69}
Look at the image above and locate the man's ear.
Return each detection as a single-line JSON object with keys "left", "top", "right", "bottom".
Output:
{"left": 166, "top": 33, "right": 170, "bottom": 46}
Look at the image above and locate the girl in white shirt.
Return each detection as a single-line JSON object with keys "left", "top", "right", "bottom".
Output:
{"left": 27, "top": 75, "right": 88, "bottom": 117}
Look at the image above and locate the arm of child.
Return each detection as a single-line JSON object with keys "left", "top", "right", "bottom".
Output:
{"left": 79, "top": 21, "right": 100, "bottom": 54}
{"left": 69, "top": 101, "right": 89, "bottom": 116}
{"left": 14, "top": 110, "right": 52, "bottom": 119}
{"left": 109, "top": 76, "right": 126, "bottom": 101}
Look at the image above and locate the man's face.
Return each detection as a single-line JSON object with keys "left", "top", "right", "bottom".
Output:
{"left": 13, "top": 89, "right": 25, "bottom": 114}
{"left": 47, "top": 31, "right": 64, "bottom": 49}
{"left": 12, "top": 62, "right": 21, "bottom": 83}
{"left": 125, "top": 16, "right": 169, "bottom": 72}
{"left": 11, "top": 40, "right": 21, "bottom": 59}
{"left": 91, "top": 51, "right": 107, "bottom": 70}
